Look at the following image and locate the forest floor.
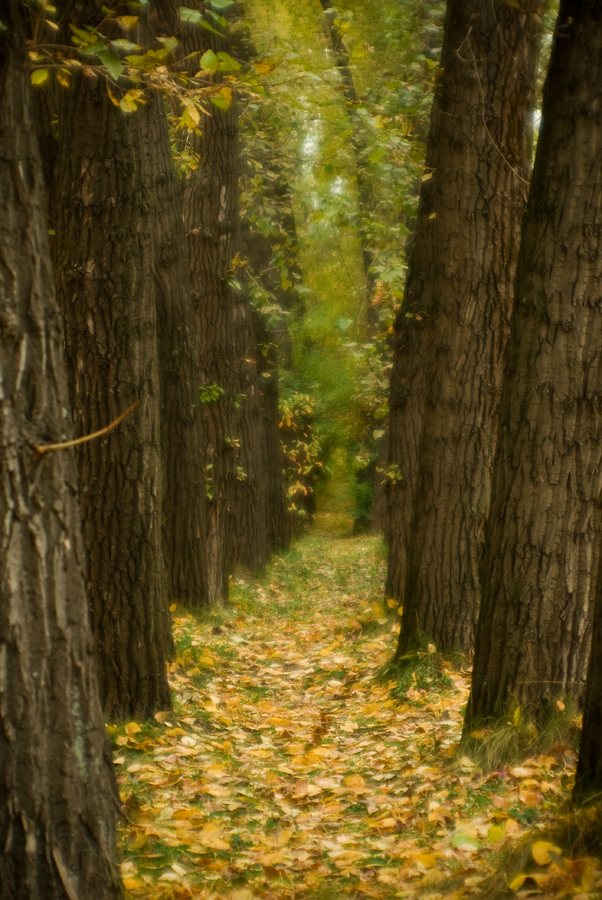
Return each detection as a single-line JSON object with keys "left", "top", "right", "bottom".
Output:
{"left": 112, "top": 510, "right": 602, "bottom": 900}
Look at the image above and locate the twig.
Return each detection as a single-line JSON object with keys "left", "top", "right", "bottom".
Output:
{"left": 34, "top": 400, "right": 140, "bottom": 457}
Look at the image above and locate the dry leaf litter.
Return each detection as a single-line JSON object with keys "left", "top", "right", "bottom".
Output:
{"left": 111, "top": 517, "right": 602, "bottom": 900}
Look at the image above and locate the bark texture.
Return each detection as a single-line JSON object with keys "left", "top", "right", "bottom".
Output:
{"left": 466, "top": 0, "right": 602, "bottom": 726}
{"left": 53, "top": 2, "right": 172, "bottom": 719}
{"left": 574, "top": 567, "right": 602, "bottom": 804}
{"left": 168, "top": 2, "right": 278, "bottom": 592}
{"left": 0, "top": 5, "right": 123, "bottom": 896}
{"left": 152, "top": 92, "right": 209, "bottom": 608}
{"left": 387, "top": 0, "right": 541, "bottom": 655}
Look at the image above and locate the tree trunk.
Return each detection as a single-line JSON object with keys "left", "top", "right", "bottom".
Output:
{"left": 387, "top": 0, "right": 541, "bottom": 656}
{"left": 53, "top": 5, "right": 172, "bottom": 719}
{"left": 574, "top": 565, "right": 602, "bottom": 804}
{"left": 465, "top": 0, "right": 602, "bottom": 728}
{"left": 319, "top": 0, "right": 377, "bottom": 310}
{"left": 172, "top": 3, "right": 276, "bottom": 590}
{"left": 152, "top": 90, "right": 209, "bottom": 608}
{"left": 0, "top": 5, "right": 123, "bottom": 895}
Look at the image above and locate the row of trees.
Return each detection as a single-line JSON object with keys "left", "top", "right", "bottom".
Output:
{"left": 384, "top": 0, "right": 602, "bottom": 801}
{"left": 31, "top": 0, "right": 296, "bottom": 722}
{"left": 0, "top": 0, "right": 312, "bottom": 893}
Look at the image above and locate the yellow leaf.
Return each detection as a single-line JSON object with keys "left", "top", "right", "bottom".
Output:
{"left": 171, "top": 862, "right": 187, "bottom": 877}
{"left": 487, "top": 825, "right": 505, "bottom": 845}
{"left": 532, "top": 841, "right": 562, "bottom": 866}
{"left": 116, "top": 15, "right": 139, "bottom": 28}
{"left": 387, "top": 598, "right": 397, "bottom": 608}
{"left": 345, "top": 775, "right": 366, "bottom": 793}
{"left": 199, "top": 822, "right": 229, "bottom": 850}
{"left": 427, "top": 643, "right": 436, "bottom": 653}
{"left": 556, "top": 699, "right": 565, "bottom": 711}
{"left": 460, "top": 757, "right": 475, "bottom": 768}
{"left": 509, "top": 873, "right": 528, "bottom": 891}
{"left": 276, "top": 828, "right": 293, "bottom": 846}
{"left": 414, "top": 853, "right": 437, "bottom": 868}
{"left": 513, "top": 706, "right": 521, "bottom": 726}
{"left": 292, "top": 779, "right": 308, "bottom": 798}
{"left": 31, "top": 68, "right": 49, "bottom": 85}
{"left": 341, "top": 720, "right": 358, "bottom": 732}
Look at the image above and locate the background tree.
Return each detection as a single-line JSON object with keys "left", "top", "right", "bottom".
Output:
{"left": 0, "top": 3, "right": 123, "bottom": 894}
{"left": 52, "top": 1, "right": 173, "bottom": 719}
{"left": 466, "top": 0, "right": 602, "bottom": 730}
{"left": 388, "top": 0, "right": 542, "bottom": 656}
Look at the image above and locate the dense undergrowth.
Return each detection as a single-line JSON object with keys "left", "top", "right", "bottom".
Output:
{"left": 109, "top": 503, "right": 600, "bottom": 900}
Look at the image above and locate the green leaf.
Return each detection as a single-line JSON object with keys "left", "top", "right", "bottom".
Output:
{"left": 451, "top": 834, "right": 480, "bottom": 850}
{"left": 81, "top": 40, "right": 107, "bottom": 54}
{"left": 179, "top": 6, "right": 202, "bottom": 22}
{"left": 31, "top": 68, "right": 49, "bottom": 85}
{"left": 124, "top": 49, "right": 169, "bottom": 70}
{"left": 110, "top": 39, "right": 140, "bottom": 52}
{"left": 207, "top": 0, "right": 235, "bottom": 8}
{"left": 200, "top": 49, "right": 219, "bottom": 71}
{"left": 217, "top": 51, "right": 241, "bottom": 72}
{"left": 97, "top": 48, "right": 124, "bottom": 81}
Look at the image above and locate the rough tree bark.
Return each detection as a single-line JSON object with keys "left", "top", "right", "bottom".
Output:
{"left": 166, "top": 1, "right": 277, "bottom": 591}
{"left": 465, "top": 0, "right": 602, "bottom": 728}
{"left": 53, "top": 2, "right": 172, "bottom": 719}
{"left": 152, "top": 85, "right": 209, "bottom": 608}
{"left": 387, "top": 0, "right": 541, "bottom": 656}
{"left": 0, "top": 4, "right": 123, "bottom": 896}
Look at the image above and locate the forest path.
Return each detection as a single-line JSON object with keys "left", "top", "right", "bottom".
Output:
{"left": 114, "top": 522, "right": 576, "bottom": 900}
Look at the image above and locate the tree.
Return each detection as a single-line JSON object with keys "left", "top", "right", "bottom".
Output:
{"left": 0, "top": 3, "right": 122, "bottom": 895}
{"left": 167, "top": 1, "right": 286, "bottom": 594}
{"left": 466, "top": 0, "right": 602, "bottom": 729}
{"left": 387, "top": 0, "right": 541, "bottom": 656}
{"left": 574, "top": 569, "right": 602, "bottom": 804}
{"left": 319, "top": 0, "right": 377, "bottom": 313}
{"left": 52, "top": 1, "right": 174, "bottom": 719}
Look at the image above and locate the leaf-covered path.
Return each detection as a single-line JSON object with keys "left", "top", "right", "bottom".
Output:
{"left": 114, "top": 519, "right": 598, "bottom": 900}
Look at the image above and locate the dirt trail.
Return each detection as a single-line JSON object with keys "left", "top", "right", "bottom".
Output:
{"left": 114, "top": 524, "right": 587, "bottom": 900}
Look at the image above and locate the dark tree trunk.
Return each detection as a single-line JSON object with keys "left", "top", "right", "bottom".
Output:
{"left": 387, "top": 0, "right": 541, "bottom": 656}
{"left": 574, "top": 565, "right": 602, "bottom": 804}
{"left": 53, "top": 4, "right": 172, "bottom": 719}
{"left": 152, "top": 92, "right": 209, "bottom": 608}
{"left": 0, "top": 5, "right": 123, "bottom": 896}
{"left": 170, "top": 3, "right": 277, "bottom": 591}
{"left": 465, "top": 0, "right": 602, "bottom": 728}
{"left": 180, "top": 32, "right": 242, "bottom": 598}
{"left": 254, "top": 311, "right": 291, "bottom": 552}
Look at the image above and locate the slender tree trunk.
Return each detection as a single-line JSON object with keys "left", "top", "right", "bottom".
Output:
{"left": 465, "top": 0, "right": 602, "bottom": 728}
{"left": 254, "top": 311, "right": 291, "bottom": 552}
{"left": 53, "top": 4, "right": 172, "bottom": 719}
{"left": 387, "top": 0, "right": 541, "bottom": 656}
{"left": 152, "top": 91, "right": 209, "bottom": 608}
{"left": 169, "top": 2, "right": 276, "bottom": 591}
{"left": 319, "top": 0, "right": 377, "bottom": 309}
{"left": 0, "top": 5, "right": 123, "bottom": 896}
